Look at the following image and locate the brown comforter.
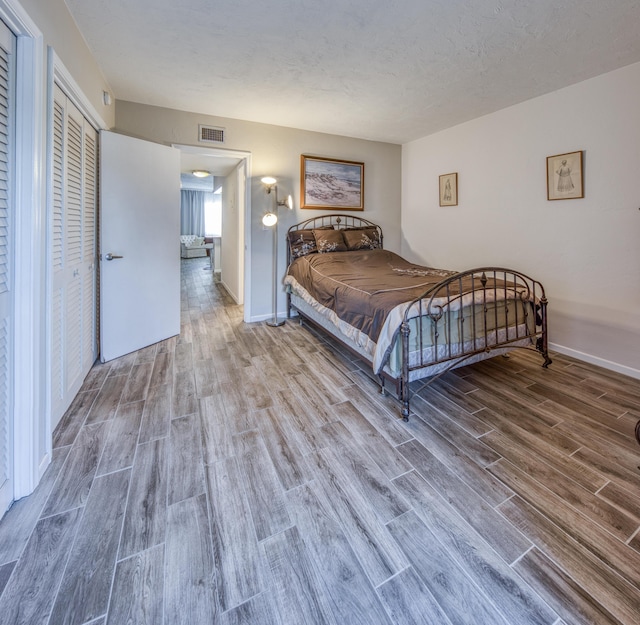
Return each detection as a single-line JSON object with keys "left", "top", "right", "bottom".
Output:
{"left": 285, "top": 249, "right": 459, "bottom": 343}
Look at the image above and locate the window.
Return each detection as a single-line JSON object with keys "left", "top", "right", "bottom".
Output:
{"left": 204, "top": 190, "right": 221, "bottom": 236}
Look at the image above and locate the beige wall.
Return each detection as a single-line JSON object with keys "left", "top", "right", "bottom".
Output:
{"left": 402, "top": 61, "right": 640, "bottom": 376}
{"left": 21, "top": 0, "right": 114, "bottom": 127}
{"left": 115, "top": 100, "right": 402, "bottom": 320}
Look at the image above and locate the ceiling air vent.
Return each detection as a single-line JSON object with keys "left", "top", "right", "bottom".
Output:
{"left": 199, "top": 124, "right": 225, "bottom": 144}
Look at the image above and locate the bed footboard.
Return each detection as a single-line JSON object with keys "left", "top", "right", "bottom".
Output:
{"left": 398, "top": 267, "right": 550, "bottom": 419}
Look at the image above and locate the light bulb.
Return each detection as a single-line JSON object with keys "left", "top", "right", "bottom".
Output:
{"left": 262, "top": 212, "right": 277, "bottom": 227}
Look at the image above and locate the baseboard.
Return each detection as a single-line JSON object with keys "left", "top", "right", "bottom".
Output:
{"left": 38, "top": 451, "right": 51, "bottom": 480}
{"left": 219, "top": 279, "right": 240, "bottom": 304}
{"left": 549, "top": 342, "right": 640, "bottom": 381}
{"left": 249, "top": 310, "right": 290, "bottom": 323}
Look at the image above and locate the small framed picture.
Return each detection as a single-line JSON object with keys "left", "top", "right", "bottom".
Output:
{"left": 547, "top": 151, "right": 583, "bottom": 200}
{"left": 439, "top": 172, "right": 458, "bottom": 206}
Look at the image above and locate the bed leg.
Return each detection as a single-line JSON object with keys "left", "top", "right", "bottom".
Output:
{"left": 379, "top": 375, "right": 387, "bottom": 396}
{"left": 400, "top": 321, "right": 410, "bottom": 421}
{"left": 537, "top": 295, "right": 553, "bottom": 368}
{"left": 401, "top": 401, "right": 410, "bottom": 422}
{"left": 398, "top": 378, "right": 410, "bottom": 422}
{"left": 536, "top": 336, "right": 552, "bottom": 368}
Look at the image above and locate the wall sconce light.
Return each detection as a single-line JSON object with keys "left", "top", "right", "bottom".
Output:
{"left": 261, "top": 176, "right": 294, "bottom": 327}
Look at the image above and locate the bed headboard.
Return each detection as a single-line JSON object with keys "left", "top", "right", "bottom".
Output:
{"left": 288, "top": 213, "right": 381, "bottom": 233}
{"left": 286, "top": 214, "right": 383, "bottom": 263}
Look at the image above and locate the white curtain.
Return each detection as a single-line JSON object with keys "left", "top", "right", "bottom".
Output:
{"left": 180, "top": 190, "right": 206, "bottom": 235}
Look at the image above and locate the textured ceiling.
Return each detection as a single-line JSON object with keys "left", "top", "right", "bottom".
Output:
{"left": 65, "top": 0, "right": 640, "bottom": 144}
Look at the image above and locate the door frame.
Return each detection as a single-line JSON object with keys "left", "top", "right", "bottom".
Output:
{"left": 0, "top": 0, "right": 44, "bottom": 501}
{"left": 172, "top": 144, "right": 252, "bottom": 321}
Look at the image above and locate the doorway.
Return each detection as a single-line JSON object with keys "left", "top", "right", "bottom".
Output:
{"left": 174, "top": 145, "right": 251, "bottom": 315}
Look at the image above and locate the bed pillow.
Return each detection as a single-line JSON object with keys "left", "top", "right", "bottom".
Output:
{"left": 288, "top": 226, "right": 333, "bottom": 259}
{"left": 342, "top": 227, "right": 381, "bottom": 250}
{"left": 313, "top": 229, "right": 347, "bottom": 253}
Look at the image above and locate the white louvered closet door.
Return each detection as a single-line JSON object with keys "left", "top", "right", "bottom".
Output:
{"left": 50, "top": 85, "right": 98, "bottom": 429}
{"left": 0, "top": 20, "right": 16, "bottom": 517}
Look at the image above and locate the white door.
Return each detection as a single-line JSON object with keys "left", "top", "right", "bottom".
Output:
{"left": 100, "top": 131, "right": 181, "bottom": 362}
{"left": 50, "top": 85, "right": 99, "bottom": 429}
{"left": 0, "top": 19, "right": 15, "bottom": 517}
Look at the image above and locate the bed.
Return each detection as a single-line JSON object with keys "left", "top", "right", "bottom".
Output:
{"left": 284, "top": 214, "right": 551, "bottom": 419}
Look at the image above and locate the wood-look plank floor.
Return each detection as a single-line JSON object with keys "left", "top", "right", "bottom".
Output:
{"left": 1, "top": 256, "right": 639, "bottom": 624}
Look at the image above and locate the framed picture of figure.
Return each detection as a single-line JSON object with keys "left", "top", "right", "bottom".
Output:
{"left": 547, "top": 151, "right": 583, "bottom": 200}
{"left": 439, "top": 172, "right": 458, "bottom": 206}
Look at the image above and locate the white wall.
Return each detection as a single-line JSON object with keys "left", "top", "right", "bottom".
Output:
{"left": 402, "top": 62, "right": 640, "bottom": 376}
{"left": 115, "top": 101, "right": 402, "bottom": 322}
{"left": 220, "top": 164, "right": 241, "bottom": 303}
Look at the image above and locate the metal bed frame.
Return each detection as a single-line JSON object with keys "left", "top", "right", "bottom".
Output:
{"left": 286, "top": 215, "right": 551, "bottom": 419}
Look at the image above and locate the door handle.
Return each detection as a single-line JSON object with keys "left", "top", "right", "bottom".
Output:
{"left": 104, "top": 253, "right": 123, "bottom": 261}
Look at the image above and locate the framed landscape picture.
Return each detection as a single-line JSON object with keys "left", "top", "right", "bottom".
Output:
{"left": 439, "top": 172, "right": 458, "bottom": 206}
{"left": 547, "top": 150, "right": 583, "bottom": 200}
{"left": 300, "top": 155, "right": 364, "bottom": 210}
